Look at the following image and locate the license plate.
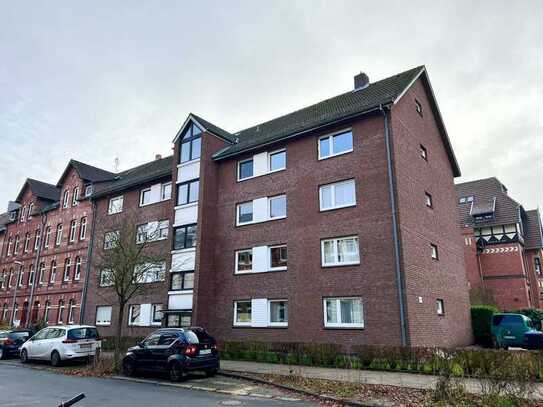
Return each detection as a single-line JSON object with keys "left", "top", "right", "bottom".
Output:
{"left": 79, "top": 343, "right": 92, "bottom": 348}
{"left": 200, "top": 349, "right": 211, "bottom": 355}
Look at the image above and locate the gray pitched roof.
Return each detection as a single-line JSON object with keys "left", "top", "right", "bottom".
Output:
{"left": 57, "top": 159, "right": 116, "bottom": 186}
{"left": 210, "top": 66, "right": 460, "bottom": 176}
{"left": 16, "top": 178, "right": 61, "bottom": 202}
{"left": 456, "top": 177, "right": 521, "bottom": 228}
{"left": 524, "top": 209, "right": 543, "bottom": 249}
{"left": 92, "top": 156, "right": 173, "bottom": 198}
{"left": 190, "top": 114, "right": 236, "bottom": 143}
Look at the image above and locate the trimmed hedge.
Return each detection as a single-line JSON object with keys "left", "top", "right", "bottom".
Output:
{"left": 219, "top": 340, "right": 543, "bottom": 381}
{"left": 471, "top": 304, "right": 499, "bottom": 347}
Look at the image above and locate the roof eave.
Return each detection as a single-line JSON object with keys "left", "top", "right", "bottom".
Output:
{"left": 212, "top": 104, "right": 390, "bottom": 161}
{"left": 90, "top": 170, "right": 172, "bottom": 200}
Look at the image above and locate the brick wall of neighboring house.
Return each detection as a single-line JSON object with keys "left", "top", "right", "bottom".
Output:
{"left": 0, "top": 167, "right": 92, "bottom": 328}
{"left": 391, "top": 79, "right": 473, "bottom": 347}
{"left": 523, "top": 249, "right": 542, "bottom": 309}
{"left": 461, "top": 229, "right": 483, "bottom": 294}
{"left": 83, "top": 176, "right": 172, "bottom": 338}
{"left": 204, "top": 114, "right": 403, "bottom": 348}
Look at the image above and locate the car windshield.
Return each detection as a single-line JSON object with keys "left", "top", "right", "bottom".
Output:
{"left": 67, "top": 328, "right": 99, "bottom": 340}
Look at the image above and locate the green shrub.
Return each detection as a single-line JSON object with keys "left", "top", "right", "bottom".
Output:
{"left": 471, "top": 305, "right": 499, "bottom": 347}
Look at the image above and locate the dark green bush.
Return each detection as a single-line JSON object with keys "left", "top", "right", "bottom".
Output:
{"left": 471, "top": 305, "right": 499, "bottom": 347}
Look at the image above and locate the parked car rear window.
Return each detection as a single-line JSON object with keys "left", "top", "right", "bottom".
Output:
{"left": 183, "top": 330, "right": 200, "bottom": 344}
{"left": 189, "top": 329, "right": 213, "bottom": 343}
{"left": 9, "top": 332, "right": 30, "bottom": 340}
{"left": 68, "top": 328, "right": 99, "bottom": 340}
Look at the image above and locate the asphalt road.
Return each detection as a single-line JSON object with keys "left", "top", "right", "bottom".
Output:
{"left": 0, "top": 363, "right": 318, "bottom": 407}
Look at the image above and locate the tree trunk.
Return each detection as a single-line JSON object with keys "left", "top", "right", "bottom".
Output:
{"left": 113, "top": 303, "right": 125, "bottom": 372}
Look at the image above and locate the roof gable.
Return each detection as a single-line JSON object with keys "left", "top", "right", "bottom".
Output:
{"left": 172, "top": 114, "right": 236, "bottom": 144}
{"left": 16, "top": 178, "right": 60, "bottom": 203}
{"left": 57, "top": 159, "right": 116, "bottom": 187}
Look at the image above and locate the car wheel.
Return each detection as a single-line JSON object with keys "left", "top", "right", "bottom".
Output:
{"left": 20, "top": 349, "right": 28, "bottom": 364}
{"left": 122, "top": 358, "right": 136, "bottom": 377}
{"left": 205, "top": 368, "right": 217, "bottom": 377}
{"left": 51, "top": 351, "right": 62, "bottom": 367}
{"left": 169, "top": 362, "right": 185, "bottom": 382}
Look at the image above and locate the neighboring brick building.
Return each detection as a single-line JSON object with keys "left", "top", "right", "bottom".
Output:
{"left": 82, "top": 156, "right": 173, "bottom": 337}
{"left": 456, "top": 177, "right": 543, "bottom": 310}
{"left": 0, "top": 161, "right": 116, "bottom": 328}
{"left": 168, "top": 66, "right": 473, "bottom": 348}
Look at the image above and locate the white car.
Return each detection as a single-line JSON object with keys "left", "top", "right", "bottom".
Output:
{"left": 20, "top": 325, "right": 101, "bottom": 366}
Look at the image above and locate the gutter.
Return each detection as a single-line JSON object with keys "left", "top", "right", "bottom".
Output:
{"left": 79, "top": 200, "right": 97, "bottom": 324}
{"left": 380, "top": 104, "right": 409, "bottom": 347}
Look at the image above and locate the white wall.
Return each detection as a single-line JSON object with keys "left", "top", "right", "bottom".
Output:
{"left": 174, "top": 204, "right": 198, "bottom": 225}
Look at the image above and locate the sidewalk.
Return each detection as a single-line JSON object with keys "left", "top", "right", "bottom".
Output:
{"left": 220, "top": 360, "right": 543, "bottom": 399}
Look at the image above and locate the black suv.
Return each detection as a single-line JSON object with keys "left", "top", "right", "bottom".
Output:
{"left": 122, "top": 327, "right": 219, "bottom": 381}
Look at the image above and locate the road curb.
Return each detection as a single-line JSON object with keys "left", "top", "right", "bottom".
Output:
{"left": 219, "top": 369, "right": 377, "bottom": 407}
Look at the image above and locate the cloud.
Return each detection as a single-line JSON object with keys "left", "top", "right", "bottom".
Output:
{"left": 0, "top": 0, "right": 542, "bottom": 211}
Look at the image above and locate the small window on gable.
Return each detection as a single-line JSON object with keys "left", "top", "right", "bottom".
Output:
{"left": 415, "top": 99, "right": 423, "bottom": 117}
{"left": 437, "top": 299, "right": 444, "bottom": 315}
{"left": 420, "top": 144, "right": 428, "bottom": 161}
{"left": 425, "top": 192, "right": 433, "bottom": 208}
{"left": 62, "top": 190, "right": 70, "bottom": 208}
{"left": 180, "top": 123, "right": 202, "bottom": 164}
{"left": 431, "top": 244, "right": 439, "bottom": 260}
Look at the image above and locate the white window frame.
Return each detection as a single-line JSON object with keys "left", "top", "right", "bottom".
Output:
{"left": 69, "top": 220, "right": 77, "bottom": 243}
{"left": 68, "top": 300, "right": 76, "bottom": 324}
{"left": 269, "top": 245, "right": 287, "bottom": 271}
{"left": 104, "top": 231, "right": 120, "bottom": 250}
{"left": 161, "top": 182, "right": 172, "bottom": 201}
{"left": 323, "top": 297, "right": 364, "bottom": 328}
{"left": 72, "top": 187, "right": 79, "bottom": 206}
{"left": 50, "top": 261, "right": 57, "bottom": 283}
{"left": 57, "top": 301, "right": 65, "bottom": 324}
{"left": 85, "top": 184, "right": 93, "bottom": 197}
{"left": 55, "top": 224, "right": 63, "bottom": 247}
{"left": 151, "top": 304, "right": 163, "bottom": 325}
{"left": 234, "top": 249, "right": 253, "bottom": 274}
{"left": 318, "top": 129, "right": 353, "bottom": 160}
{"left": 268, "top": 299, "right": 288, "bottom": 327}
{"left": 63, "top": 258, "right": 71, "bottom": 282}
{"left": 128, "top": 304, "right": 141, "bottom": 326}
{"left": 34, "top": 229, "right": 41, "bottom": 251}
{"left": 236, "top": 201, "right": 254, "bottom": 226}
{"left": 24, "top": 233, "right": 30, "bottom": 253}
{"left": 437, "top": 299, "right": 444, "bottom": 315}
{"left": 99, "top": 269, "right": 114, "bottom": 287}
{"left": 108, "top": 196, "right": 124, "bottom": 215}
{"left": 425, "top": 192, "right": 433, "bottom": 208}
{"left": 74, "top": 257, "right": 82, "bottom": 281}
{"left": 268, "top": 149, "right": 286, "bottom": 173}
{"left": 319, "top": 179, "right": 356, "bottom": 211}
{"left": 62, "top": 190, "right": 70, "bottom": 208}
{"left": 431, "top": 244, "right": 439, "bottom": 260}
{"left": 140, "top": 188, "right": 152, "bottom": 206}
{"left": 321, "top": 236, "right": 360, "bottom": 267}
{"left": 44, "top": 226, "right": 51, "bottom": 248}
{"left": 233, "top": 301, "right": 252, "bottom": 327}
{"left": 96, "top": 306, "right": 112, "bottom": 326}
{"left": 79, "top": 217, "right": 87, "bottom": 240}
{"left": 237, "top": 158, "right": 254, "bottom": 181}
{"left": 269, "top": 195, "right": 287, "bottom": 220}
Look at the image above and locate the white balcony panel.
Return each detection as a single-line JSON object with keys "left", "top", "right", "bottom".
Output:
{"left": 172, "top": 249, "right": 196, "bottom": 272}
{"left": 168, "top": 293, "right": 193, "bottom": 310}
{"left": 150, "top": 184, "right": 162, "bottom": 203}
{"left": 251, "top": 298, "right": 268, "bottom": 327}
{"left": 253, "top": 198, "right": 268, "bottom": 223}
{"left": 253, "top": 152, "right": 268, "bottom": 177}
{"left": 178, "top": 161, "right": 200, "bottom": 183}
{"left": 252, "top": 246, "right": 268, "bottom": 273}
{"left": 175, "top": 204, "right": 198, "bottom": 225}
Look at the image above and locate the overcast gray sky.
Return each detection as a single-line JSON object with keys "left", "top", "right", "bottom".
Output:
{"left": 1, "top": 1, "right": 542, "bottom": 210}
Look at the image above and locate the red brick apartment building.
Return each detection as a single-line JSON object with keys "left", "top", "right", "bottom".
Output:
{"left": 82, "top": 156, "right": 173, "bottom": 337}
{"left": 0, "top": 161, "right": 116, "bottom": 328}
{"left": 169, "top": 66, "right": 472, "bottom": 348}
{"left": 0, "top": 66, "right": 474, "bottom": 348}
{"left": 456, "top": 177, "right": 543, "bottom": 311}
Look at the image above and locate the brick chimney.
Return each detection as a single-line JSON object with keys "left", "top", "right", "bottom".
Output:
{"left": 354, "top": 72, "right": 369, "bottom": 91}
{"left": 155, "top": 154, "right": 162, "bottom": 160}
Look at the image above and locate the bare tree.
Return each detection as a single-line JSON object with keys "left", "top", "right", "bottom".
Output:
{"left": 93, "top": 208, "right": 168, "bottom": 369}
